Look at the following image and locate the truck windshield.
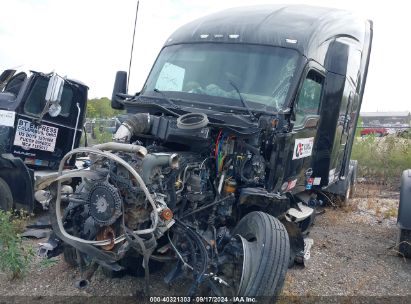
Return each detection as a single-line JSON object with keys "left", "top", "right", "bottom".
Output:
{"left": 142, "top": 43, "right": 299, "bottom": 112}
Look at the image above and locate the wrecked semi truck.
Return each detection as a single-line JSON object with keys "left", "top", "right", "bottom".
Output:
{"left": 46, "top": 5, "right": 372, "bottom": 299}
{"left": 0, "top": 69, "right": 88, "bottom": 212}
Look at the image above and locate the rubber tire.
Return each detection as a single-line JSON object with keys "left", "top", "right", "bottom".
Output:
{"left": 63, "top": 246, "right": 79, "bottom": 267}
{"left": 399, "top": 229, "right": 411, "bottom": 259}
{"left": 0, "top": 177, "right": 13, "bottom": 211}
{"left": 233, "top": 211, "right": 290, "bottom": 299}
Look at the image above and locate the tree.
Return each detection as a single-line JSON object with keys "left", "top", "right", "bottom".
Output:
{"left": 86, "top": 97, "right": 123, "bottom": 118}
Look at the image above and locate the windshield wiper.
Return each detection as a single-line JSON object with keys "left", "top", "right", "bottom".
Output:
{"left": 128, "top": 96, "right": 180, "bottom": 117}
{"left": 154, "top": 88, "right": 178, "bottom": 109}
{"left": 228, "top": 81, "right": 257, "bottom": 121}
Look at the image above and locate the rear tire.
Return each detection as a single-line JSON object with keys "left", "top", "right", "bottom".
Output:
{"left": 0, "top": 177, "right": 13, "bottom": 211}
{"left": 399, "top": 229, "right": 411, "bottom": 258}
{"left": 233, "top": 211, "right": 290, "bottom": 299}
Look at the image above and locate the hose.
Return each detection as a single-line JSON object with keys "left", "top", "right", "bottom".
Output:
{"left": 54, "top": 146, "right": 160, "bottom": 246}
{"left": 114, "top": 113, "right": 152, "bottom": 142}
{"left": 175, "top": 220, "right": 208, "bottom": 296}
{"left": 92, "top": 142, "right": 147, "bottom": 156}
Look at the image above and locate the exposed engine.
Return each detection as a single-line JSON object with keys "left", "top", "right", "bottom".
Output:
{"left": 47, "top": 112, "right": 306, "bottom": 297}
{"left": 60, "top": 113, "right": 270, "bottom": 245}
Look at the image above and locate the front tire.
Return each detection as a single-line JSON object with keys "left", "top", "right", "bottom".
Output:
{"left": 232, "top": 211, "right": 290, "bottom": 299}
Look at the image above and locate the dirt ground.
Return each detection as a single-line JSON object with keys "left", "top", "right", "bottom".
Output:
{"left": 0, "top": 184, "right": 410, "bottom": 303}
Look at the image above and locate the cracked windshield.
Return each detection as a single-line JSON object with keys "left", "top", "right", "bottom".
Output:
{"left": 143, "top": 43, "right": 299, "bottom": 111}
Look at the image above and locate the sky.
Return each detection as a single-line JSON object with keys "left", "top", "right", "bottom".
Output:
{"left": 0, "top": 0, "right": 409, "bottom": 112}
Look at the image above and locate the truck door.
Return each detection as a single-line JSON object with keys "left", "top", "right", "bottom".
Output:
{"left": 340, "top": 92, "right": 354, "bottom": 146}
{"left": 339, "top": 91, "right": 360, "bottom": 177}
{"left": 288, "top": 67, "right": 325, "bottom": 190}
{"left": 330, "top": 88, "right": 356, "bottom": 177}
{"left": 12, "top": 75, "right": 87, "bottom": 169}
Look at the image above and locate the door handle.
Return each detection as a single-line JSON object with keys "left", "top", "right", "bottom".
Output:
{"left": 303, "top": 117, "right": 319, "bottom": 128}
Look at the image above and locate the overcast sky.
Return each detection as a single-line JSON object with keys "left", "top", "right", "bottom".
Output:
{"left": 0, "top": 0, "right": 409, "bottom": 112}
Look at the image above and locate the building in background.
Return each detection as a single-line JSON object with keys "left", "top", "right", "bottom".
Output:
{"left": 360, "top": 111, "right": 411, "bottom": 126}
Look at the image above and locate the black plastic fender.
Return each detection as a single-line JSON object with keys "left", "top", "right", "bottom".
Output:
{"left": 398, "top": 169, "right": 411, "bottom": 230}
{"left": 323, "top": 159, "right": 357, "bottom": 197}
{"left": 0, "top": 153, "right": 34, "bottom": 212}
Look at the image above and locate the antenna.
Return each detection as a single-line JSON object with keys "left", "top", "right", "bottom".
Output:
{"left": 127, "top": 0, "right": 140, "bottom": 92}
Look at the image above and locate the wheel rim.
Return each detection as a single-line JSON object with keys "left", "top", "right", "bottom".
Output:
{"left": 236, "top": 235, "right": 259, "bottom": 296}
{"left": 218, "top": 234, "right": 260, "bottom": 296}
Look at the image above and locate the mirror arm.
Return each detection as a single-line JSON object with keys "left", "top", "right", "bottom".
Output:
{"left": 36, "top": 99, "right": 52, "bottom": 124}
{"left": 116, "top": 93, "right": 134, "bottom": 99}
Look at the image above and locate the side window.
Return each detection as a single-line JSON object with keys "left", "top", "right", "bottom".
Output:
{"left": 4, "top": 72, "right": 27, "bottom": 96}
{"left": 294, "top": 70, "right": 324, "bottom": 126}
{"left": 24, "top": 77, "right": 74, "bottom": 118}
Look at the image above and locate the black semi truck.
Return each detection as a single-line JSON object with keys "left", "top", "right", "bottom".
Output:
{"left": 0, "top": 69, "right": 88, "bottom": 212}
{"left": 46, "top": 5, "right": 372, "bottom": 300}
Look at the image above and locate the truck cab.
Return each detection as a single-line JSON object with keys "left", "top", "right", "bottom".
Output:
{"left": 113, "top": 5, "right": 372, "bottom": 200}
{"left": 0, "top": 69, "right": 88, "bottom": 211}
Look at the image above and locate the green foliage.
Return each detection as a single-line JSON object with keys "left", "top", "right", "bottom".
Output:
{"left": 39, "top": 257, "right": 59, "bottom": 269}
{"left": 0, "top": 210, "right": 34, "bottom": 279}
{"left": 398, "top": 130, "right": 411, "bottom": 139}
{"left": 86, "top": 97, "right": 124, "bottom": 119}
{"left": 351, "top": 135, "right": 411, "bottom": 188}
{"left": 355, "top": 116, "right": 363, "bottom": 137}
{"left": 93, "top": 124, "right": 113, "bottom": 144}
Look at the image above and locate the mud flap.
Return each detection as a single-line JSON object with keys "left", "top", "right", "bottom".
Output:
{"left": 282, "top": 220, "right": 304, "bottom": 267}
{"left": 295, "top": 238, "right": 314, "bottom": 266}
{"left": 324, "top": 160, "right": 357, "bottom": 197}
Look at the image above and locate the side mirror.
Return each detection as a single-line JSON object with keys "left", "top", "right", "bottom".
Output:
{"left": 111, "top": 71, "right": 127, "bottom": 110}
{"left": 48, "top": 102, "right": 62, "bottom": 117}
{"left": 37, "top": 73, "right": 64, "bottom": 122}
{"left": 46, "top": 73, "right": 64, "bottom": 103}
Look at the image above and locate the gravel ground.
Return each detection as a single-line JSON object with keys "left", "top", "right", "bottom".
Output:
{"left": 282, "top": 184, "right": 411, "bottom": 303}
{"left": 0, "top": 184, "right": 410, "bottom": 303}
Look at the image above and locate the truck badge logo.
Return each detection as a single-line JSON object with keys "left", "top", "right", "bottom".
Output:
{"left": 296, "top": 143, "right": 303, "bottom": 157}
{"left": 292, "top": 137, "right": 314, "bottom": 160}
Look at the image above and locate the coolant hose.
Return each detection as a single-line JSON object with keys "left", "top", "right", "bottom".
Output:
{"left": 54, "top": 147, "right": 160, "bottom": 247}
{"left": 93, "top": 142, "right": 147, "bottom": 156}
{"left": 114, "top": 113, "right": 152, "bottom": 141}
